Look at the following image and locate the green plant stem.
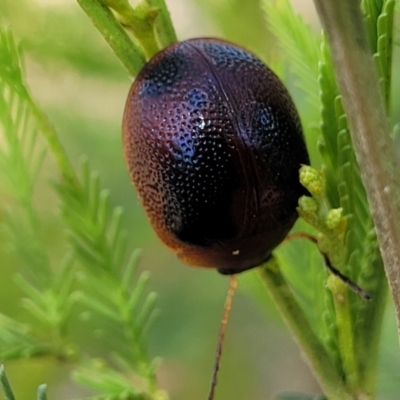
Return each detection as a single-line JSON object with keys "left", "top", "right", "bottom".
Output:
{"left": 312, "top": 0, "right": 400, "bottom": 342}
{"left": 76, "top": 0, "right": 146, "bottom": 76}
{"left": 324, "top": 235, "right": 360, "bottom": 394}
{"left": 356, "top": 258, "right": 387, "bottom": 395}
{"left": 104, "top": 0, "right": 160, "bottom": 59}
{"left": 327, "top": 277, "right": 360, "bottom": 395}
{"left": 146, "top": 0, "right": 177, "bottom": 48}
{"left": 258, "top": 259, "right": 352, "bottom": 400}
{"left": 26, "top": 94, "right": 77, "bottom": 186}
{"left": 0, "top": 365, "right": 15, "bottom": 400}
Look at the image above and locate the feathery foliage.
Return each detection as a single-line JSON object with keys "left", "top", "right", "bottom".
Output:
{"left": 263, "top": 0, "right": 321, "bottom": 110}
{"left": 0, "top": 29, "right": 72, "bottom": 361}
{"left": 0, "top": 26, "right": 164, "bottom": 399}
{"left": 56, "top": 162, "right": 162, "bottom": 398}
{"left": 261, "top": 0, "right": 395, "bottom": 398}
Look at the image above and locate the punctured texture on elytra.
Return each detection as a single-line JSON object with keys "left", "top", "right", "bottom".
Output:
{"left": 123, "top": 38, "right": 310, "bottom": 274}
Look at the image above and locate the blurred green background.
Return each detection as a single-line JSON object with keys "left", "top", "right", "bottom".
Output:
{"left": 1, "top": 0, "right": 400, "bottom": 399}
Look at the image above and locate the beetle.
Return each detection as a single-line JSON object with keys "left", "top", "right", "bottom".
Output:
{"left": 122, "top": 38, "right": 310, "bottom": 275}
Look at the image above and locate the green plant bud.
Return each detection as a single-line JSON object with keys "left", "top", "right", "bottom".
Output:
{"left": 299, "top": 165, "right": 325, "bottom": 197}
{"left": 326, "top": 208, "right": 344, "bottom": 230}
{"left": 298, "top": 195, "right": 318, "bottom": 214}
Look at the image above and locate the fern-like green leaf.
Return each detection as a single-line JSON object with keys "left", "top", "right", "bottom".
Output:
{"left": 57, "top": 161, "right": 159, "bottom": 389}
{"left": 0, "top": 28, "right": 78, "bottom": 362}
{"left": 1, "top": 26, "right": 161, "bottom": 398}
{"left": 374, "top": 0, "right": 395, "bottom": 109}
{"left": 262, "top": 0, "right": 393, "bottom": 396}
{"left": 312, "top": 1, "right": 391, "bottom": 392}
{"left": 0, "top": 315, "right": 49, "bottom": 360}
{"left": 262, "top": 0, "right": 321, "bottom": 110}
{"left": 73, "top": 360, "right": 153, "bottom": 400}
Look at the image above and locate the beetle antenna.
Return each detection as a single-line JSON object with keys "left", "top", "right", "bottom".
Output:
{"left": 207, "top": 275, "right": 238, "bottom": 400}
{"left": 286, "top": 232, "right": 371, "bottom": 300}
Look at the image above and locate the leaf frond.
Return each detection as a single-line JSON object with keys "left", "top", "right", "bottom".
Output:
{"left": 262, "top": 0, "right": 321, "bottom": 110}
{"left": 55, "top": 157, "right": 159, "bottom": 389}
{"left": 0, "top": 314, "right": 49, "bottom": 360}
{"left": 0, "top": 28, "right": 159, "bottom": 398}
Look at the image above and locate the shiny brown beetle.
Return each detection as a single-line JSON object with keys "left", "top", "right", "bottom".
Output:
{"left": 122, "top": 38, "right": 309, "bottom": 275}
